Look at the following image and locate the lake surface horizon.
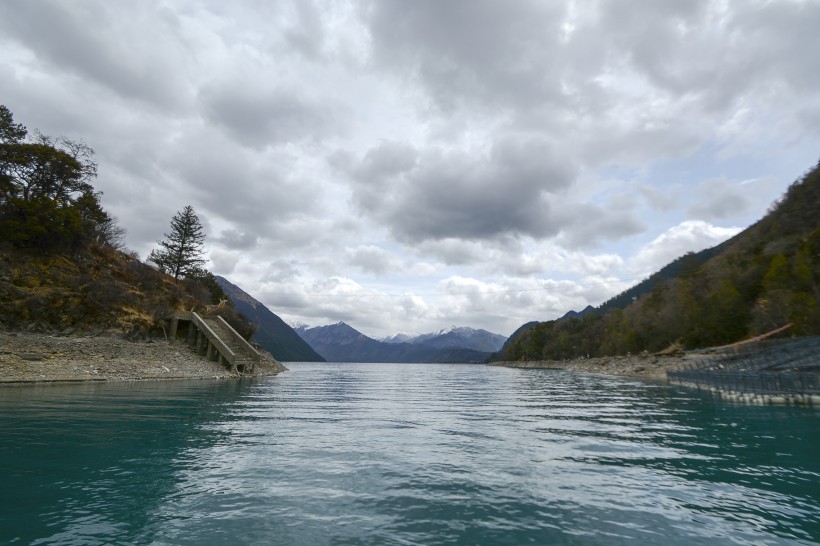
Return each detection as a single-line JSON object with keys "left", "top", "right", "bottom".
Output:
{"left": 1, "top": 362, "right": 818, "bottom": 545}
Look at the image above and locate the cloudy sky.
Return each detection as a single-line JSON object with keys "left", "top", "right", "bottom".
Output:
{"left": 2, "top": 1, "right": 818, "bottom": 338}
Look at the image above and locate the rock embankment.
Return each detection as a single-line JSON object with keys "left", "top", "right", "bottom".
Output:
{"left": 489, "top": 353, "right": 693, "bottom": 380}
{"left": 0, "top": 331, "right": 286, "bottom": 384}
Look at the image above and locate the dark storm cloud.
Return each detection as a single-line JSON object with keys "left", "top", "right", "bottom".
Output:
{"left": 346, "top": 245, "right": 398, "bottom": 276}
{"left": 346, "top": 136, "right": 577, "bottom": 243}
{"left": 200, "top": 83, "right": 337, "bottom": 149}
{"left": 348, "top": 141, "right": 418, "bottom": 210}
{"left": 588, "top": 0, "right": 820, "bottom": 119}
{"left": 688, "top": 178, "right": 751, "bottom": 221}
{"left": 285, "top": 1, "right": 326, "bottom": 59}
{"left": 415, "top": 239, "right": 481, "bottom": 266}
{"left": 590, "top": 0, "right": 820, "bottom": 113}
{"left": 726, "top": 2, "right": 820, "bottom": 94}
{"left": 354, "top": 141, "right": 418, "bottom": 181}
{"left": 558, "top": 203, "right": 646, "bottom": 249}
{"left": 261, "top": 259, "right": 304, "bottom": 284}
{"left": 158, "top": 127, "right": 326, "bottom": 246}
{"left": 367, "top": 0, "right": 566, "bottom": 112}
{"left": 593, "top": 0, "right": 714, "bottom": 92}
{"left": 0, "top": 1, "right": 186, "bottom": 109}
{"left": 365, "top": 1, "right": 820, "bottom": 168}
{"left": 214, "top": 229, "right": 258, "bottom": 250}
{"left": 639, "top": 185, "right": 677, "bottom": 212}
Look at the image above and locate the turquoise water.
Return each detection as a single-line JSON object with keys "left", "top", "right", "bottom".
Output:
{"left": 0, "top": 363, "right": 818, "bottom": 545}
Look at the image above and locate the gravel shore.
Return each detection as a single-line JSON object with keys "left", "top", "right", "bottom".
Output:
{"left": 1, "top": 330, "right": 689, "bottom": 384}
{"left": 0, "top": 331, "right": 286, "bottom": 384}
{"left": 488, "top": 353, "right": 694, "bottom": 380}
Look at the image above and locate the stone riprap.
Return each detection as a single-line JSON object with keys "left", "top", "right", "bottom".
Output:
{"left": 489, "top": 354, "right": 693, "bottom": 380}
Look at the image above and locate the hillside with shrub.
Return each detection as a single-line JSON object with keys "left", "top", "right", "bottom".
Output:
{"left": 0, "top": 105, "right": 252, "bottom": 338}
{"left": 499, "top": 161, "right": 819, "bottom": 361}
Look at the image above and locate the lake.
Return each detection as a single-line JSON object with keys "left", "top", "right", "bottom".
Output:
{"left": 1, "top": 362, "right": 818, "bottom": 545}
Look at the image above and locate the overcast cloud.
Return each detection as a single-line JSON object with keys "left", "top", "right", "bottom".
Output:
{"left": 1, "top": 0, "right": 818, "bottom": 337}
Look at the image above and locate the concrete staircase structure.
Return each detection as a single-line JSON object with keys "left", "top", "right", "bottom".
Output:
{"left": 169, "top": 311, "right": 261, "bottom": 375}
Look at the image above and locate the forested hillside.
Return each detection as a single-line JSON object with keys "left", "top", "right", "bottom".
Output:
{"left": 0, "top": 105, "right": 251, "bottom": 338}
{"left": 500, "top": 161, "right": 819, "bottom": 361}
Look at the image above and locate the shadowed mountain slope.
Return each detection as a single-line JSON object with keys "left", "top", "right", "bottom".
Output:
{"left": 215, "top": 276, "right": 326, "bottom": 362}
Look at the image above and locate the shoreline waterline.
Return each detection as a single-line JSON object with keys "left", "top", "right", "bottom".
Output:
{"left": 488, "top": 354, "right": 692, "bottom": 379}
{"left": 2, "top": 329, "right": 692, "bottom": 384}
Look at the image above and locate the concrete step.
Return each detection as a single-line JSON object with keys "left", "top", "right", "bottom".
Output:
{"left": 196, "top": 317, "right": 259, "bottom": 362}
{"left": 200, "top": 318, "right": 258, "bottom": 360}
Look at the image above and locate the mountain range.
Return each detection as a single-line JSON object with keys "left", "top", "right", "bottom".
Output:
{"left": 294, "top": 322, "right": 497, "bottom": 363}
{"left": 380, "top": 326, "right": 507, "bottom": 352}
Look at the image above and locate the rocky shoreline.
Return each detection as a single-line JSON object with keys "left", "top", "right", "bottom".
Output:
{"left": 2, "top": 330, "right": 691, "bottom": 384}
{"left": 488, "top": 353, "right": 694, "bottom": 380}
{"left": 0, "top": 331, "right": 286, "bottom": 384}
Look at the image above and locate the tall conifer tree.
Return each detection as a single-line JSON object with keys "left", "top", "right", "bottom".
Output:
{"left": 149, "top": 205, "right": 207, "bottom": 280}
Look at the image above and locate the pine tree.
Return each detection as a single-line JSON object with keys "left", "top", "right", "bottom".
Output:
{"left": 0, "top": 105, "right": 27, "bottom": 144}
{"left": 149, "top": 205, "right": 207, "bottom": 280}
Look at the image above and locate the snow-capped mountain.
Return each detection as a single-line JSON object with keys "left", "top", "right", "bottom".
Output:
{"left": 379, "top": 332, "right": 418, "bottom": 344}
{"left": 408, "top": 326, "right": 507, "bottom": 353}
{"left": 293, "top": 322, "right": 495, "bottom": 363}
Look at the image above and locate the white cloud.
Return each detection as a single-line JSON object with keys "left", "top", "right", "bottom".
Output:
{"left": 208, "top": 248, "right": 240, "bottom": 275}
{"left": 630, "top": 220, "right": 742, "bottom": 278}
{"left": 345, "top": 245, "right": 400, "bottom": 276}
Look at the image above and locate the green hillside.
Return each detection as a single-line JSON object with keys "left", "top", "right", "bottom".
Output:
{"left": 500, "top": 161, "right": 819, "bottom": 361}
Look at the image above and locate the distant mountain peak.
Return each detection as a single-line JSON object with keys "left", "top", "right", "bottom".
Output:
{"left": 379, "top": 331, "right": 418, "bottom": 344}
{"left": 290, "top": 321, "right": 508, "bottom": 356}
{"left": 387, "top": 325, "right": 507, "bottom": 352}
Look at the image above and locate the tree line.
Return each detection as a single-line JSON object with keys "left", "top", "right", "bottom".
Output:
{"left": 0, "top": 105, "right": 122, "bottom": 250}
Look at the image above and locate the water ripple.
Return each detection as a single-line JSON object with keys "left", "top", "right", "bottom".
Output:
{"left": 0, "top": 364, "right": 818, "bottom": 545}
